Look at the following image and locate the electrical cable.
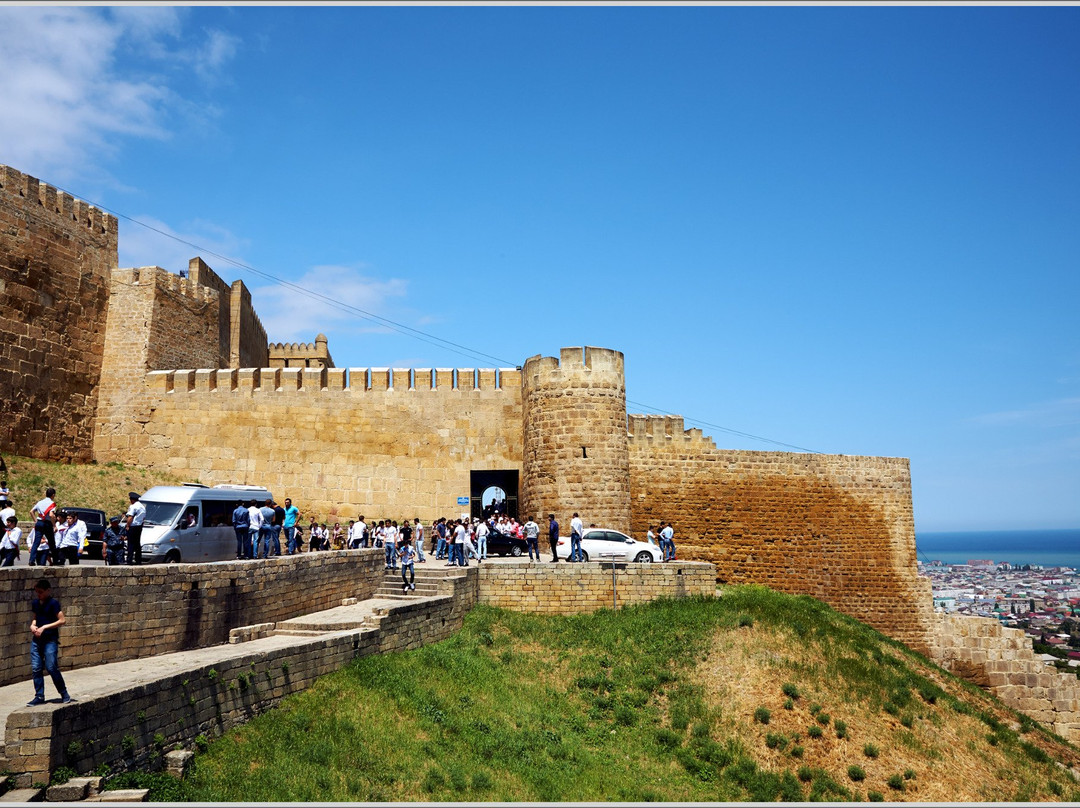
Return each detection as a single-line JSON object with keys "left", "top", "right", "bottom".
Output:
{"left": 63, "top": 186, "right": 824, "bottom": 455}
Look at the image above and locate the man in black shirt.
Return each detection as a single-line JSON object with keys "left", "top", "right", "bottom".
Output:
{"left": 27, "top": 578, "right": 71, "bottom": 705}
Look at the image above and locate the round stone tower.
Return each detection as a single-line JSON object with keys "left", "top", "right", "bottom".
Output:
{"left": 521, "top": 346, "right": 631, "bottom": 533}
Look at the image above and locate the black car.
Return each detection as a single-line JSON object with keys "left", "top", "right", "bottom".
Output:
{"left": 63, "top": 507, "right": 107, "bottom": 559}
{"left": 487, "top": 529, "right": 528, "bottom": 557}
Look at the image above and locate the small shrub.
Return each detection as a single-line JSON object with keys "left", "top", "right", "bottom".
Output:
{"left": 472, "top": 771, "right": 493, "bottom": 791}
{"left": 65, "top": 739, "right": 83, "bottom": 759}
{"left": 835, "top": 719, "right": 848, "bottom": 739}
{"left": 797, "top": 765, "right": 813, "bottom": 783}
{"left": 900, "top": 713, "right": 914, "bottom": 729}
{"left": 987, "top": 733, "right": 999, "bottom": 746}
{"left": 738, "top": 614, "right": 754, "bottom": 628}
{"left": 754, "top": 707, "right": 771, "bottom": 725}
{"left": 918, "top": 684, "right": 939, "bottom": 704}
{"left": 809, "top": 702, "right": 823, "bottom": 715}
{"left": 1021, "top": 741, "right": 1051, "bottom": 764}
{"left": 783, "top": 698, "right": 794, "bottom": 710}
{"left": 656, "top": 728, "right": 682, "bottom": 750}
{"left": 883, "top": 702, "right": 900, "bottom": 716}
{"left": 789, "top": 745, "right": 804, "bottom": 758}
{"left": 848, "top": 765, "right": 866, "bottom": 782}
{"left": 1048, "top": 781, "right": 1063, "bottom": 796}
{"left": 807, "top": 725, "right": 823, "bottom": 739}
{"left": 903, "top": 769, "right": 916, "bottom": 781}
{"left": 615, "top": 706, "right": 636, "bottom": 726}
{"left": 422, "top": 769, "right": 445, "bottom": 794}
{"left": 194, "top": 735, "right": 209, "bottom": 753}
{"left": 281, "top": 661, "right": 289, "bottom": 674}
{"left": 887, "top": 774, "right": 905, "bottom": 791}
{"left": 136, "top": 710, "right": 146, "bottom": 723}
{"left": 121, "top": 735, "right": 136, "bottom": 755}
{"left": 782, "top": 682, "right": 800, "bottom": 700}
{"left": 765, "top": 732, "right": 788, "bottom": 750}
{"left": 868, "top": 790, "right": 884, "bottom": 801}
{"left": 153, "top": 733, "right": 165, "bottom": 748}
{"left": 207, "top": 668, "right": 218, "bottom": 681}
{"left": 691, "top": 722, "right": 710, "bottom": 739}
{"left": 816, "top": 712, "right": 831, "bottom": 726}
{"left": 864, "top": 743, "right": 880, "bottom": 758}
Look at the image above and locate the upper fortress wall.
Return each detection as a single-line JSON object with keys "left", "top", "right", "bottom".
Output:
{"left": 0, "top": 165, "right": 118, "bottom": 461}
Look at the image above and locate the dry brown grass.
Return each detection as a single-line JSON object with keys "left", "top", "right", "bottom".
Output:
{"left": 692, "top": 625, "right": 1075, "bottom": 801}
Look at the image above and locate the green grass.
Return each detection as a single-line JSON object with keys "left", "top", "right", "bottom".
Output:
{"left": 113, "top": 585, "right": 1080, "bottom": 802}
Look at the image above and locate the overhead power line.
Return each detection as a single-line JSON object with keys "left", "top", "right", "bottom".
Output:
{"left": 64, "top": 186, "right": 820, "bottom": 454}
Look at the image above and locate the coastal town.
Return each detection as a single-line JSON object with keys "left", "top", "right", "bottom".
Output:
{"left": 919, "top": 558, "right": 1080, "bottom": 675}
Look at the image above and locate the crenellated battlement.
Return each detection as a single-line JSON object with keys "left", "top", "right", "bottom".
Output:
{"left": 0, "top": 164, "right": 118, "bottom": 239}
{"left": 627, "top": 414, "right": 717, "bottom": 450}
{"left": 145, "top": 366, "right": 524, "bottom": 393}
{"left": 114, "top": 266, "right": 219, "bottom": 308}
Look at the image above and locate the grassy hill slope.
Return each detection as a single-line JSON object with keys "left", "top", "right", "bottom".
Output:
{"left": 1, "top": 454, "right": 188, "bottom": 517}
{"left": 111, "top": 586, "right": 1080, "bottom": 802}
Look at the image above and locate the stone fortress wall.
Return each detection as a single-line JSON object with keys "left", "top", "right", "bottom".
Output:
{"left": 269, "top": 332, "right": 334, "bottom": 369}
{"left": 0, "top": 166, "right": 118, "bottom": 462}
{"left": 627, "top": 414, "right": 934, "bottom": 654}
{"left": 14, "top": 162, "right": 1078, "bottom": 737}
{"left": 92, "top": 365, "right": 525, "bottom": 521}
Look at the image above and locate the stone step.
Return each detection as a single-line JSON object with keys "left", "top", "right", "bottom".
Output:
{"left": 44, "top": 776, "right": 101, "bottom": 802}
{"left": 85, "top": 789, "right": 150, "bottom": 802}
{"left": 271, "top": 629, "right": 329, "bottom": 637}
{"left": 0, "top": 788, "right": 44, "bottom": 802}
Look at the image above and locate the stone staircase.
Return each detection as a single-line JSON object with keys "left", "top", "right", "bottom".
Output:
{"left": 372, "top": 569, "right": 443, "bottom": 599}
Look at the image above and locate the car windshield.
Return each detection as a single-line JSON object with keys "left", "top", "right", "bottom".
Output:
{"left": 142, "top": 501, "right": 184, "bottom": 527}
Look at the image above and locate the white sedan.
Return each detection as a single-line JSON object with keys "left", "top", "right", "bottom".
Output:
{"left": 556, "top": 528, "right": 661, "bottom": 563}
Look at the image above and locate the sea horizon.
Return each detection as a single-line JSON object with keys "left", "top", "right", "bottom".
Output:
{"left": 915, "top": 528, "right": 1080, "bottom": 570}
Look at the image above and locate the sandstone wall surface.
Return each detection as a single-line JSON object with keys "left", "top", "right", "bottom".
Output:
{"left": 93, "top": 366, "right": 524, "bottom": 521}
{"left": 627, "top": 414, "right": 933, "bottom": 654}
{"left": 478, "top": 561, "right": 715, "bottom": 614}
{"left": 929, "top": 612, "right": 1080, "bottom": 743}
{"left": 0, "top": 550, "right": 383, "bottom": 688}
{"left": 522, "top": 347, "right": 630, "bottom": 532}
{"left": 0, "top": 165, "right": 117, "bottom": 462}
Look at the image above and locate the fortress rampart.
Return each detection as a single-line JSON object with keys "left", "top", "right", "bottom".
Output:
{"left": 0, "top": 165, "right": 118, "bottom": 462}
{"left": 627, "top": 415, "right": 934, "bottom": 654}
{"left": 269, "top": 332, "right": 334, "bottom": 369}
{"left": 93, "top": 365, "right": 525, "bottom": 520}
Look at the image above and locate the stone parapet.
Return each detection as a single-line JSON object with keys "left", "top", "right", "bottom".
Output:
{"left": 476, "top": 561, "right": 715, "bottom": 614}
{"left": 930, "top": 612, "right": 1080, "bottom": 743}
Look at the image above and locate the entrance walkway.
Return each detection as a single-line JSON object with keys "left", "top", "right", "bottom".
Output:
{"left": 0, "top": 567, "right": 470, "bottom": 789}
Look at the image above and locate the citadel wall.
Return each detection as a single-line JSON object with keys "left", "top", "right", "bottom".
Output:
{"left": 626, "top": 414, "right": 934, "bottom": 654}
{"left": 93, "top": 366, "right": 525, "bottom": 520}
{"left": 0, "top": 165, "right": 118, "bottom": 462}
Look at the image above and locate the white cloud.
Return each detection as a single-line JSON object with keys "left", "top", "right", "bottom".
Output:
{"left": 253, "top": 266, "right": 409, "bottom": 344}
{"left": 969, "top": 398, "right": 1080, "bottom": 429}
{"left": 0, "top": 7, "right": 236, "bottom": 183}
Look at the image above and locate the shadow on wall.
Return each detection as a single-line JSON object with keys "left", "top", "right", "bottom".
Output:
{"left": 635, "top": 475, "right": 927, "bottom": 651}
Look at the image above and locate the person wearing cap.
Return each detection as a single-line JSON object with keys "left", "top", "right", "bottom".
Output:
{"left": 124, "top": 492, "right": 146, "bottom": 566}
{"left": 102, "top": 515, "right": 126, "bottom": 566}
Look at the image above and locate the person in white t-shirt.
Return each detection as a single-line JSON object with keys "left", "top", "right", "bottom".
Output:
{"left": 31, "top": 488, "right": 58, "bottom": 566}
{"left": 125, "top": 492, "right": 147, "bottom": 566}
{"left": 57, "top": 511, "right": 86, "bottom": 566}
{"left": 1, "top": 515, "right": 21, "bottom": 566}
{"left": 569, "top": 512, "right": 585, "bottom": 563}
{"left": 413, "top": 518, "right": 425, "bottom": 562}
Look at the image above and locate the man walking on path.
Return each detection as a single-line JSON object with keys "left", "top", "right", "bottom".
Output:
{"left": 548, "top": 514, "right": 560, "bottom": 562}
{"left": 124, "top": 492, "right": 146, "bottom": 566}
{"left": 569, "top": 512, "right": 584, "bottom": 563}
{"left": 414, "top": 518, "right": 425, "bottom": 562}
{"left": 27, "top": 578, "right": 71, "bottom": 706}
{"left": 398, "top": 536, "right": 416, "bottom": 593}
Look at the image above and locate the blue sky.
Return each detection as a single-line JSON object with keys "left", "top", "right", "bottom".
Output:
{"left": 1, "top": 4, "right": 1077, "bottom": 533}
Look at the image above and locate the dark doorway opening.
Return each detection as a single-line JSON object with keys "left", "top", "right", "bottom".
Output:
{"left": 470, "top": 470, "right": 519, "bottom": 522}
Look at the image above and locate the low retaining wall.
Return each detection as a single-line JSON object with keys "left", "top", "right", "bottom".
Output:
{"left": 6, "top": 571, "right": 478, "bottom": 783}
{"left": 476, "top": 561, "right": 716, "bottom": 614}
{"left": 929, "top": 612, "right": 1080, "bottom": 743}
{"left": 0, "top": 551, "right": 384, "bottom": 687}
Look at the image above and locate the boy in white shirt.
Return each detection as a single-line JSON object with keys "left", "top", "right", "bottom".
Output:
{"left": 1, "top": 516, "right": 21, "bottom": 566}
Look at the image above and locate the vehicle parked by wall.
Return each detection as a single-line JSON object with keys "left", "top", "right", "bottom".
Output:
{"left": 555, "top": 527, "right": 661, "bottom": 563}
{"left": 137, "top": 484, "right": 273, "bottom": 563}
